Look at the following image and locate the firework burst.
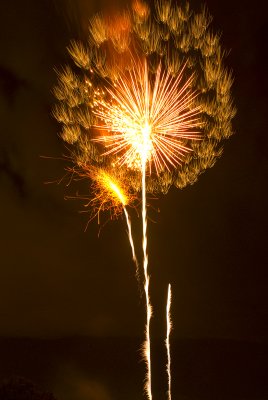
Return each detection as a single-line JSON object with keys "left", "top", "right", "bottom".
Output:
{"left": 53, "top": 0, "right": 235, "bottom": 399}
{"left": 92, "top": 58, "right": 201, "bottom": 174}
{"left": 54, "top": 0, "right": 235, "bottom": 194}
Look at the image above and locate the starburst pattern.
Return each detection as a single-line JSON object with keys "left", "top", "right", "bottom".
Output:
{"left": 93, "top": 59, "right": 201, "bottom": 174}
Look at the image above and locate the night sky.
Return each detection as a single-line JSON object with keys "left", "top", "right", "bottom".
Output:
{"left": 0, "top": 0, "right": 267, "bottom": 399}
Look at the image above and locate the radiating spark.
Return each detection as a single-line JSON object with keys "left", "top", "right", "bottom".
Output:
{"left": 166, "top": 283, "right": 172, "bottom": 400}
{"left": 93, "top": 58, "right": 201, "bottom": 174}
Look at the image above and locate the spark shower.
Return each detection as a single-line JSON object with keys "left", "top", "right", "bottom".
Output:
{"left": 53, "top": 0, "right": 235, "bottom": 398}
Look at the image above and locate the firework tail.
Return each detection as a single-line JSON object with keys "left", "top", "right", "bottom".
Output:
{"left": 141, "top": 158, "right": 152, "bottom": 400}
{"left": 166, "top": 284, "right": 172, "bottom": 400}
{"left": 123, "top": 206, "right": 140, "bottom": 281}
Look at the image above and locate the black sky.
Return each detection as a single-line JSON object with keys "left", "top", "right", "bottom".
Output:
{"left": 0, "top": 0, "right": 267, "bottom": 345}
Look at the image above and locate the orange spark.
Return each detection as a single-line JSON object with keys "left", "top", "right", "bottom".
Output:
{"left": 132, "top": 0, "right": 150, "bottom": 19}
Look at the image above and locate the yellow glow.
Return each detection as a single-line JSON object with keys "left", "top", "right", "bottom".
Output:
{"left": 100, "top": 171, "right": 128, "bottom": 206}
{"left": 93, "top": 169, "right": 129, "bottom": 208}
{"left": 73, "top": 165, "right": 134, "bottom": 221}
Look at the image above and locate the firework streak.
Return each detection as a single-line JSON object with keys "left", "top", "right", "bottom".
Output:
{"left": 166, "top": 284, "right": 172, "bottom": 400}
{"left": 123, "top": 207, "right": 139, "bottom": 279}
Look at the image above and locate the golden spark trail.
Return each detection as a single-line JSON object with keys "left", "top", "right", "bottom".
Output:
{"left": 97, "top": 171, "right": 139, "bottom": 277}
{"left": 95, "top": 170, "right": 139, "bottom": 275}
{"left": 166, "top": 284, "right": 172, "bottom": 400}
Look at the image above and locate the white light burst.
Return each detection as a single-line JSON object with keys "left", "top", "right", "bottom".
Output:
{"left": 93, "top": 58, "right": 201, "bottom": 174}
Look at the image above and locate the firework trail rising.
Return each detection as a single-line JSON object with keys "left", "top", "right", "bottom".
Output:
{"left": 166, "top": 284, "right": 172, "bottom": 400}
{"left": 142, "top": 158, "right": 152, "bottom": 400}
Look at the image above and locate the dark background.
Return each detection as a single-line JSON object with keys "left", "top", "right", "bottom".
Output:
{"left": 0, "top": 0, "right": 267, "bottom": 399}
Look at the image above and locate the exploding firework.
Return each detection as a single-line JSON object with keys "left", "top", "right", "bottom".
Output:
{"left": 54, "top": 0, "right": 235, "bottom": 194}
{"left": 92, "top": 58, "right": 201, "bottom": 174}
{"left": 53, "top": 0, "right": 235, "bottom": 398}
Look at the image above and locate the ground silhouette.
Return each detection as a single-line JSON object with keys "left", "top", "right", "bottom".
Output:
{"left": 0, "top": 376, "right": 57, "bottom": 400}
